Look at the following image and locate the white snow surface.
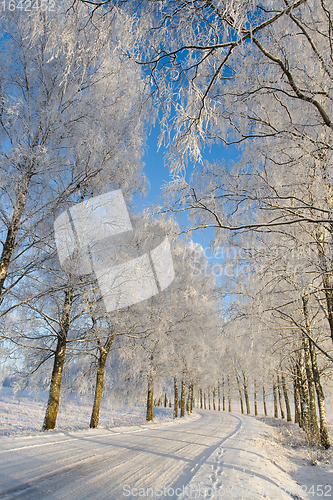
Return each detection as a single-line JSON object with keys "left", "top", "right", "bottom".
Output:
{"left": 0, "top": 388, "right": 332, "bottom": 500}
{"left": 0, "top": 387, "right": 174, "bottom": 436}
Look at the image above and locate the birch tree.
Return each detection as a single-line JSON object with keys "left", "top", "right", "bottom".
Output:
{"left": 0, "top": 3, "right": 151, "bottom": 430}
{"left": 0, "top": 4, "right": 148, "bottom": 313}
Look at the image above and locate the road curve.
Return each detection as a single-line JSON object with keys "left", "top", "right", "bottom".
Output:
{"left": 0, "top": 410, "right": 305, "bottom": 500}
{"left": 0, "top": 410, "right": 241, "bottom": 500}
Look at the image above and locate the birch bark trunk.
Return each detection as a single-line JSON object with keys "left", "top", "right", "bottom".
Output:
{"left": 146, "top": 370, "right": 154, "bottom": 422}
{"left": 309, "top": 341, "right": 330, "bottom": 448}
{"left": 282, "top": 373, "right": 292, "bottom": 422}
{"left": 302, "top": 296, "right": 320, "bottom": 442}
{"left": 174, "top": 378, "right": 178, "bottom": 418}
{"left": 236, "top": 374, "right": 244, "bottom": 414}
{"left": 243, "top": 371, "right": 250, "bottom": 414}
{"left": 43, "top": 286, "right": 74, "bottom": 430}
{"left": 189, "top": 379, "right": 194, "bottom": 413}
{"left": 298, "top": 352, "right": 310, "bottom": 433}
{"left": 90, "top": 334, "right": 115, "bottom": 429}
{"left": 273, "top": 379, "right": 278, "bottom": 418}
{"left": 0, "top": 175, "right": 32, "bottom": 299}
{"left": 228, "top": 374, "right": 232, "bottom": 412}
{"left": 293, "top": 371, "right": 301, "bottom": 427}
{"left": 180, "top": 375, "right": 186, "bottom": 417}
{"left": 277, "top": 375, "right": 285, "bottom": 419}
{"left": 316, "top": 229, "right": 333, "bottom": 344}
{"left": 262, "top": 385, "right": 268, "bottom": 417}
{"left": 90, "top": 351, "right": 107, "bottom": 428}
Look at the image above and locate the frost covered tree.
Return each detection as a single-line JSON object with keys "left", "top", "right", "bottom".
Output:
{"left": 85, "top": 215, "right": 175, "bottom": 428}
{"left": 99, "top": 235, "right": 222, "bottom": 422}
{"left": 162, "top": 241, "right": 223, "bottom": 418}
{"left": 96, "top": 0, "right": 332, "bottom": 174}
{"left": 75, "top": 1, "right": 333, "bottom": 376}
{"left": 0, "top": 4, "right": 151, "bottom": 430}
{"left": 76, "top": 1, "right": 332, "bottom": 174}
{"left": 87, "top": 308, "right": 147, "bottom": 429}
{"left": 218, "top": 219, "right": 332, "bottom": 446}
{"left": 0, "top": 5, "right": 148, "bottom": 312}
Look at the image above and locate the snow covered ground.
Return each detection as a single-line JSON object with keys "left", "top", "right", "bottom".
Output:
{"left": 0, "top": 388, "right": 332, "bottom": 499}
{"left": 0, "top": 387, "right": 175, "bottom": 436}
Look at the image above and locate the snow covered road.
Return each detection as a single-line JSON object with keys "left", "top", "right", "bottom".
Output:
{"left": 0, "top": 410, "right": 311, "bottom": 500}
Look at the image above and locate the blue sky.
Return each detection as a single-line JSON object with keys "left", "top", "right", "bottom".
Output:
{"left": 138, "top": 123, "right": 241, "bottom": 247}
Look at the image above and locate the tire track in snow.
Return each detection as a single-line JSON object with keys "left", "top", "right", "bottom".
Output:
{"left": 0, "top": 414, "right": 211, "bottom": 500}
{"left": 1, "top": 411, "right": 302, "bottom": 500}
{"left": 0, "top": 444, "right": 146, "bottom": 500}
{"left": 174, "top": 414, "right": 308, "bottom": 500}
{"left": 164, "top": 412, "right": 242, "bottom": 499}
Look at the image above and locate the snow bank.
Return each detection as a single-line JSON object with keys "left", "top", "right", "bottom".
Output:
{"left": 0, "top": 387, "right": 177, "bottom": 436}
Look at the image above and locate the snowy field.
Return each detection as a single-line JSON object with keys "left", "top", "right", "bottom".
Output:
{"left": 0, "top": 387, "right": 332, "bottom": 499}
{"left": 0, "top": 387, "right": 176, "bottom": 436}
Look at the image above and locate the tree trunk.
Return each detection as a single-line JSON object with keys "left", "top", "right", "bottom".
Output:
{"left": 302, "top": 296, "right": 320, "bottom": 442}
{"left": 282, "top": 374, "right": 292, "bottom": 422}
{"left": 222, "top": 376, "right": 225, "bottom": 411}
{"left": 204, "top": 391, "right": 206, "bottom": 409}
{"left": 208, "top": 387, "right": 211, "bottom": 410}
{"left": 293, "top": 370, "right": 301, "bottom": 427}
{"left": 228, "top": 374, "right": 232, "bottom": 412}
{"left": 243, "top": 371, "right": 250, "bottom": 414}
{"left": 298, "top": 353, "right": 310, "bottom": 433}
{"left": 146, "top": 372, "right": 154, "bottom": 421}
{"left": 322, "top": 271, "right": 333, "bottom": 344}
{"left": 90, "top": 351, "right": 107, "bottom": 428}
{"left": 262, "top": 385, "right": 268, "bottom": 417}
{"left": 309, "top": 341, "right": 331, "bottom": 448}
{"left": 181, "top": 376, "right": 186, "bottom": 417}
{"left": 273, "top": 379, "right": 278, "bottom": 418}
{"left": 218, "top": 380, "right": 221, "bottom": 411}
{"left": 0, "top": 176, "right": 31, "bottom": 298}
{"left": 43, "top": 286, "right": 74, "bottom": 431}
{"left": 316, "top": 231, "right": 333, "bottom": 344}
{"left": 277, "top": 375, "right": 285, "bottom": 419}
{"left": 236, "top": 374, "right": 244, "bottom": 414}
{"left": 199, "top": 388, "right": 203, "bottom": 409}
{"left": 254, "top": 379, "right": 258, "bottom": 416}
{"left": 90, "top": 335, "right": 114, "bottom": 429}
{"left": 189, "top": 379, "right": 194, "bottom": 413}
